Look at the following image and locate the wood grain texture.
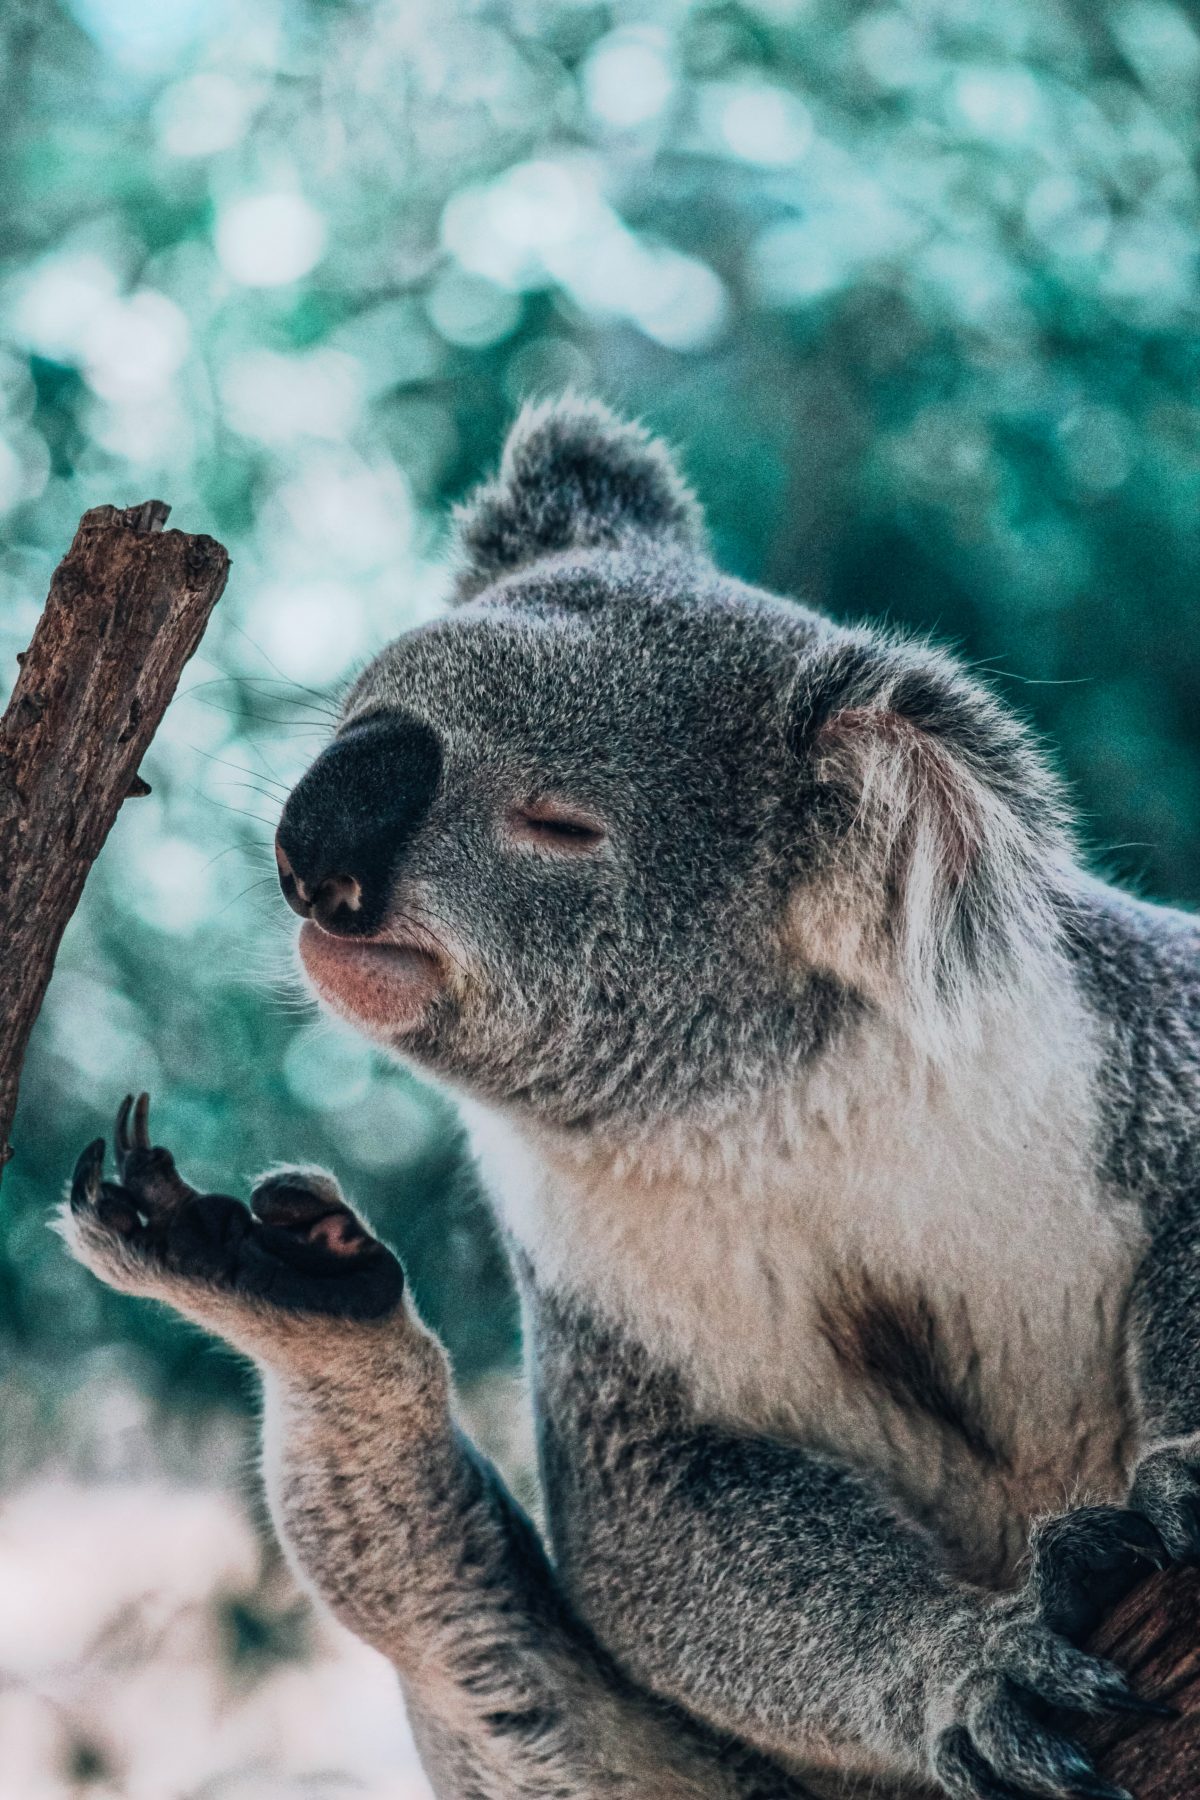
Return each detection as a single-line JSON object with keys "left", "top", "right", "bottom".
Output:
{"left": 1079, "top": 1566, "right": 1200, "bottom": 1796}
{"left": 0, "top": 501, "right": 228, "bottom": 1178}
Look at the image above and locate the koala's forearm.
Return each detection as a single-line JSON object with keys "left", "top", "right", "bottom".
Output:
{"left": 1127, "top": 1185, "right": 1200, "bottom": 1447}
{"left": 532, "top": 1289, "right": 958, "bottom": 1773}
{"left": 260, "top": 1339, "right": 810, "bottom": 1800}
{"left": 66, "top": 1117, "right": 1146, "bottom": 1800}
{"left": 261, "top": 1340, "right": 513, "bottom": 1664}
{"left": 551, "top": 1407, "right": 973, "bottom": 1778}
{"left": 1116, "top": 1184, "right": 1200, "bottom": 1566}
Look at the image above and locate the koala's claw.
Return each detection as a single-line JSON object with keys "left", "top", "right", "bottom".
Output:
{"left": 66, "top": 1099, "right": 405, "bottom": 1321}
{"left": 1028, "top": 1505, "right": 1170, "bottom": 1642}
{"left": 71, "top": 1136, "right": 142, "bottom": 1235}
{"left": 115, "top": 1090, "right": 150, "bottom": 1159}
{"left": 933, "top": 1723, "right": 1131, "bottom": 1800}
{"left": 928, "top": 1609, "right": 1168, "bottom": 1800}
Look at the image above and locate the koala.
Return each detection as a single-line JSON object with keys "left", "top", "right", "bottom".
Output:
{"left": 64, "top": 398, "right": 1200, "bottom": 1800}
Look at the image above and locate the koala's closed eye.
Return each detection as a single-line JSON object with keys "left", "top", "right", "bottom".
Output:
{"left": 506, "top": 800, "right": 607, "bottom": 852}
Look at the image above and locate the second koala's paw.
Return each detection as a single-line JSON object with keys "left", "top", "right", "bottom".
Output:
{"left": 63, "top": 1095, "right": 405, "bottom": 1321}
{"left": 1028, "top": 1505, "right": 1170, "bottom": 1641}
{"left": 928, "top": 1608, "right": 1173, "bottom": 1800}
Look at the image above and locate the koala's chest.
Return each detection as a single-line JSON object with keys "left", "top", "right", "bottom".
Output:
{"left": 467, "top": 1074, "right": 1141, "bottom": 1588}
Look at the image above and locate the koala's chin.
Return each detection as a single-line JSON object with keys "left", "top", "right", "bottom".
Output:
{"left": 297, "top": 921, "right": 443, "bottom": 1037}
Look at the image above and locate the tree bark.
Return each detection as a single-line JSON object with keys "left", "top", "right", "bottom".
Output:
{"left": 1079, "top": 1566, "right": 1200, "bottom": 1796}
{"left": 0, "top": 501, "right": 229, "bottom": 1180}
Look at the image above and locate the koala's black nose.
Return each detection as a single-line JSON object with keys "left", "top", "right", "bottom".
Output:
{"left": 275, "top": 714, "right": 442, "bottom": 936}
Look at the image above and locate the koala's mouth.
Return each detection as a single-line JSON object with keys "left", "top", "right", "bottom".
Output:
{"left": 298, "top": 922, "right": 443, "bottom": 1033}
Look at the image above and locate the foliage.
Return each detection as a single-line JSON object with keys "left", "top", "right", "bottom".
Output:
{"left": 2, "top": 0, "right": 1199, "bottom": 1419}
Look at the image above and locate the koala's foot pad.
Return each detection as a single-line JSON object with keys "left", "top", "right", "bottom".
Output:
{"left": 71, "top": 1095, "right": 404, "bottom": 1319}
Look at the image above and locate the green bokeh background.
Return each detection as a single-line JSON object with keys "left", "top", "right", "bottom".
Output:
{"left": 3, "top": 0, "right": 1200, "bottom": 1442}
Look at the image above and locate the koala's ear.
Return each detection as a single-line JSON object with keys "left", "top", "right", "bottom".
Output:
{"left": 450, "top": 396, "right": 706, "bottom": 600}
{"left": 786, "top": 635, "right": 1070, "bottom": 1043}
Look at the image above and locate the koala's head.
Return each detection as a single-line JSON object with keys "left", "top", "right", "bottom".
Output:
{"left": 277, "top": 399, "right": 1069, "bottom": 1131}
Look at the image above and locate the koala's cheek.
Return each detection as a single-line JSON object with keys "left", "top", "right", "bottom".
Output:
{"left": 297, "top": 924, "right": 443, "bottom": 1034}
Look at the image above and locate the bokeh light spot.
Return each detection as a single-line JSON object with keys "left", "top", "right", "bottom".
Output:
{"left": 425, "top": 268, "right": 523, "bottom": 348}
{"left": 220, "top": 349, "right": 364, "bottom": 445}
{"left": 243, "top": 580, "right": 368, "bottom": 684}
{"left": 155, "top": 73, "right": 257, "bottom": 157}
{"left": 582, "top": 28, "right": 675, "bottom": 129}
{"left": 81, "top": 291, "right": 190, "bottom": 401}
{"left": 713, "top": 83, "right": 814, "bottom": 166}
{"left": 7, "top": 254, "right": 120, "bottom": 363}
{"left": 129, "top": 836, "right": 219, "bottom": 934}
{"left": 216, "top": 194, "right": 327, "bottom": 288}
{"left": 284, "top": 1026, "right": 374, "bottom": 1113}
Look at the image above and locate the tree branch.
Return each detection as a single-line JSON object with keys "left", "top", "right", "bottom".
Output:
{"left": 1079, "top": 1565, "right": 1200, "bottom": 1793}
{"left": 0, "top": 501, "right": 229, "bottom": 1179}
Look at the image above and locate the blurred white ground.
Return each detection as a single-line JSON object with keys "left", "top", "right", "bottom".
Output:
{"left": 0, "top": 1475, "right": 435, "bottom": 1800}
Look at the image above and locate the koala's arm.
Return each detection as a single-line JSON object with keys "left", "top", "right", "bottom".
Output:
{"left": 1115, "top": 927, "right": 1200, "bottom": 1559}
{"left": 530, "top": 1285, "right": 1159, "bottom": 1798}
{"left": 1020, "top": 898, "right": 1200, "bottom": 1639}
{"left": 60, "top": 1101, "right": 810, "bottom": 1800}
{"left": 1121, "top": 1184, "right": 1200, "bottom": 1558}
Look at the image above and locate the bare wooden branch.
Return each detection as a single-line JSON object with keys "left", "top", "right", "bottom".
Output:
{"left": 0, "top": 502, "right": 229, "bottom": 1178}
{"left": 1081, "top": 1566, "right": 1200, "bottom": 1794}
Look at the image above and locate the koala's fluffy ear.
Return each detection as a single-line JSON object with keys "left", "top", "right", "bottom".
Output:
{"left": 450, "top": 397, "right": 706, "bottom": 600}
{"left": 786, "top": 635, "right": 1071, "bottom": 1046}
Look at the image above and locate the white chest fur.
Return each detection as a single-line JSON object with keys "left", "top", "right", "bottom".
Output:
{"left": 462, "top": 980, "right": 1143, "bottom": 1584}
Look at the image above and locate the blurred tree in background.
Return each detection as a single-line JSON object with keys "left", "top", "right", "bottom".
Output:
{"left": 2, "top": 0, "right": 1199, "bottom": 1439}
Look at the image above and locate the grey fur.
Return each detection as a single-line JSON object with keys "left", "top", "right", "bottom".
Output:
{"left": 66, "top": 400, "right": 1200, "bottom": 1799}
{"left": 62, "top": 1124, "right": 812, "bottom": 1799}
{"left": 451, "top": 395, "right": 707, "bottom": 601}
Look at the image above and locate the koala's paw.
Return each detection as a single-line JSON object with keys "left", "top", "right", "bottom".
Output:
{"left": 63, "top": 1094, "right": 405, "bottom": 1322}
{"left": 928, "top": 1606, "right": 1174, "bottom": 1800}
{"left": 1128, "top": 1442, "right": 1200, "bottom": 1565}
{"left": 1028, "top": 1505, "right": 1170, "bottom": 1642}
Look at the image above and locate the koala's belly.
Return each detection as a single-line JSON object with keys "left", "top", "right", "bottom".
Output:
{"left": 468, "top": 1093, "right": 1143, "bottom": 1590}
{"left": 780, "top": 1260, "right": 1137, "bottom": 1586}
{"left": 570, "top": 1218, "right": 1133, "bottom": 1588}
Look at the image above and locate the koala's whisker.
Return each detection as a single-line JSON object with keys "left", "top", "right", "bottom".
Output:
{"left": 240, "top": 966, "right": 305, "bottom": 997}
{"left": 194, "top": 791, "right": 279, "bottom": 830}
{"left": 234, "top": 735, "right": 298, "bottom": 797}
{"left": 250, "top": 962, "right": 306, "bottom": 987}
{"left": 225, "top": 622, "right": 346, "bottom": 714}
{"left": 213, "top": 875, "right": 283, "bottom": 920}
{"left": 238, "top": 684, "right": 342, "bottom": 723}
{"left": 263, "top": 991, "right": 322, "bottom": 1019}
{"left": 187, "top": 691, "right": 333, "bottom": 732}
{"left": 188, "top": 742, "right": 292, "bottom": 795}
{"left": 185, "top": 672, "right": 340, "bottom": 717}
{"left": 238, "top": 956, "right": 312, "bottom": 1000}
{"left": 196, "top": 841, "right": 266, "bottom": 875}
{"left": 394, "top": 907, "right": 469, "bottom": 978}
{"left": 218, "top": 779, "right": 288, "bottom": 810}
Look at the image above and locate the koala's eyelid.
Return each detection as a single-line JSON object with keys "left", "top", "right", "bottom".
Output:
{"left": 507, "top": 798, "right": 608, "bottom": 851}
